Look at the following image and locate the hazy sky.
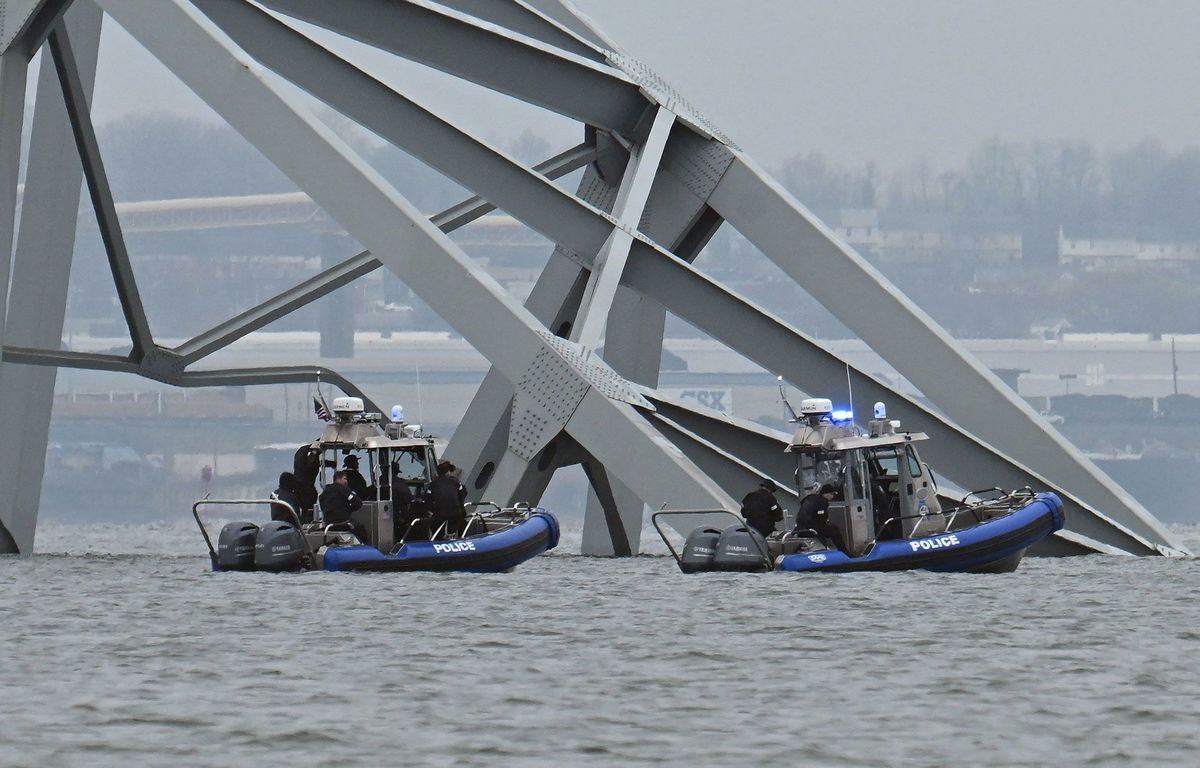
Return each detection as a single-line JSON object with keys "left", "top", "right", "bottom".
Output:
{"left": 86, "top": 0, "right": 1200, "bottom": 173}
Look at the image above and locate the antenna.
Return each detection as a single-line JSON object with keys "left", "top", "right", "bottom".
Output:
{"left": 777, "top": 375, "right": 799, "bottom": 423}
{"left": 845, "top": 363, "right": 855, "bottom": 423}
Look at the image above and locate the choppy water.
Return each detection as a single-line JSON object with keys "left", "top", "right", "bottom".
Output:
{"left": 3, "top": 522, "right": 1200, "bottom": 768}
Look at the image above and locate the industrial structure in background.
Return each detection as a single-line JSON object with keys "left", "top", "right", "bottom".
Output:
{"left": 0, "top": 0, "right": 1187, "bottom": 557}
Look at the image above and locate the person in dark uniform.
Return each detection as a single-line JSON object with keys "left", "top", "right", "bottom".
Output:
{"left": 426, "top": 461, "right": 467, "bottom": 539}
{"left": 795, "top": 483, "right": 840, "bottom": 547}
{"left": 342, "top": 454, "right": 369, "bottom": 498}
{"left": 319, "top": 470, "right": 366, "bottom": 540}
{"left": 271, "top": 471, "right": 305, "bottom": 524}
{"left": 292, "top": 444, "right": 320, "bottom": 520}
{"left": 740, "top": 478, "right": 783, "bottom": 537}
{"left": 390, "top": 460, "right": 424, "bottom": 540}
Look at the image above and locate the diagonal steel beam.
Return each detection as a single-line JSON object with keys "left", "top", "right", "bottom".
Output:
{"left": 579, "top": 457, "right": 632, "bottom": 556}
{"left": 172, "top": 142, "right": 596, "bottom": 365}
{"left": 707, "top": 151, "right": 1184, "bottom": 553}
{"left": 1, "top": 0, "right": 74, "bottom": 57}
{"left": 0, "top": 50, "right": 28, "bottom": 335}
{"left": 175, "top": 250, "right": 376, "bottom": 365}
{"left": 521, "top": 0, "right": 619, "bottom": 51}
{"left": 432, "top": 0, "right": 606, "bottom": 61}
{"left": 48, "top": 21, "right": 153, "bottom": 359}
{"left": 100, "top": 0, "right": 736, "bottom": 517}
{"left": 193, "top": 0, "right": 616, "bottom": 257}
{"left": 572, "top": 106, "right": 674, "bottom": 349}
{"left": 256, "top": 0, "right": 646, "bottom": 135}
{"left": 619, "top": 240, "right": 1167, "bottom": 556}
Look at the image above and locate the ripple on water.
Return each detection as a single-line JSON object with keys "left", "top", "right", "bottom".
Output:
{"left": 3, "top": 523, "right": 1200, "bottom": 766}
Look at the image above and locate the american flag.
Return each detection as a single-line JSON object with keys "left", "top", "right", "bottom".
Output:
{"left": 313, "top": 397, "right": 331, "bottom": 422}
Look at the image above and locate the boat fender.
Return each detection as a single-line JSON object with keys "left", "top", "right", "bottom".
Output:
{"left": 680, "top": 527, "right": 722, "bottom": 573}
{"left": 216, "top": 521, "right": 259, "bottom": 571}
{"left": 712, "top": 525, "right": 770, "bottom": 572}
{"left": 254, "top": 520, "right": 306, "bottom": 572}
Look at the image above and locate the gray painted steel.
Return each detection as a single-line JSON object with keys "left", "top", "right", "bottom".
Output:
{"left": 0, "top": 0, "right": 1183, "bottom": 557}
{"left": 0, "top": 1, "right": 101, "bottom": 554}
{"left": 98, "top": 0, "right": 736, "bottom": 523}
{"left": 49, "top": 23, "right": 153, "bottom": 358}
{"left": 255, "top": 0, "right": 646, "bottom": 135}
{"left": 708, "top": 153, "right": 1181, "bottom": 553}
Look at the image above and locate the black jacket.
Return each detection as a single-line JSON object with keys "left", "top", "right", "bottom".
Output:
{"left": 795, "top": 493, "right": 839, "bottom": 543}
{"left": 740, "top": 487, "right": 782, "bottom": 536}
{"left": 319, "top": 483, "right": 363, "bottom": 525}
{"left": 426, "top": 475, "right": 466, "bottom": 523}
{"left": 344, "top": 468, "right": 369, "bottom": 499}
{"left": 292, "top": 446, "right": 320, "bottom": 515}
{"left": 391, "top": 476, "right": 415, "bottom": 515}
{"left": 271, "top": 487, "right": 303, "bottom": 524}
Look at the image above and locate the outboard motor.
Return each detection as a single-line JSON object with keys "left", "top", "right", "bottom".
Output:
{"left": 254, "top": 520, "right": 306, "bottom": 572}
{"left": 216, "top": 521, "right": 259, "bottom": 571}
{"left": 712, "top": 524, "right": 771, "bottom": 572}
{"left": 680, "top": 527, "right": 722, "bottom": 573}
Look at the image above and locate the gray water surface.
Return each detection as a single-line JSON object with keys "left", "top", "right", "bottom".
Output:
{"left": 3, "top": 523, "right": 1199, "bottom": 767}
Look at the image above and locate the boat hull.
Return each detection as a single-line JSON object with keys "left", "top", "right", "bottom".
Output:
{"left": 777, "top": 493, "right": 1064, "bottom": 574}
{"left": 320, "top": 511, "right": 559, "bottom": 573}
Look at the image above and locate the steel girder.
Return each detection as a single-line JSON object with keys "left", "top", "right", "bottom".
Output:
{"left": 706, "top": 154, "right": 1182, "bottom": 554}
{"left": 0, "top": 0, "right": 1183, "bottom": 557}
{"left": 0, "top": 48, "right": 26, "bottom": 553}
{"left": 254, "top": 0, "right": 645, "bottom": 135}
{"left": 97, "top": 0, "right": 738, "bottom": 521}
{"left": 0, "top": 0, "right": 101, "bottom": 555}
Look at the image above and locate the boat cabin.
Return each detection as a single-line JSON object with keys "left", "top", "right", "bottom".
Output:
{"left": 307, "top": 396, "right": 439, "bottom": 553}
{"left": 786, "top": 399, "right": 941, "bottom": 555}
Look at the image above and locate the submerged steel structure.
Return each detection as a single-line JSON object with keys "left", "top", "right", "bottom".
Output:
{"left": 0, "top": 0, "right": 1186, "bottom": 557}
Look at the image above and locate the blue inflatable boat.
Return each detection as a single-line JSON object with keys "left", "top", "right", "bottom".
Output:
{"left": 320, "top": 511, "right": 559, "bottom": 573}
{"left": 193, "top": 398, "right": 559, "bottom": 574}
{"left": 656, "top": 492, "right": 1064, "bottom": 575}
{"left": 776, "top": 492, "right": 1064, "bottom": 573}
{"left": 654, "top": 397, "right": 1068, "bottom": 575}
{"left": 196, "top": 502, "right": 558, "bottom": 574}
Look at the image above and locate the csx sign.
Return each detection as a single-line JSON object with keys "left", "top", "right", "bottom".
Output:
{"left": 661, "top": 388, "right": 732, "bottom": 413}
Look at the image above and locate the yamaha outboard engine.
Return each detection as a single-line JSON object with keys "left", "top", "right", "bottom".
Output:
{"left": 712, "top": 524, "right": 771, "bottom": 572}
{"left": 680, "top": 527, "right": 722, "bottom": 573}
{"left": 254, "top": 520, "right": 306, "bottom": 572}
{"left": 216, "top": 521, "right": 259, "bottom": 571}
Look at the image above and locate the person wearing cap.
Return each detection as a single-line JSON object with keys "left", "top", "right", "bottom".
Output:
{"left": 740, "top": 478, "right": 783, "bottom": 537}
{"left": 270, "top": 471, "right": 305, "bottom": 525}
{"left": 342, "top": 454, "right": 369, "bottom": 498}
{"left": 426, "top": 461, "right": 467, "bottom": 538}
{"left": 795, "top": 483, "right": 840, "bottom": 547}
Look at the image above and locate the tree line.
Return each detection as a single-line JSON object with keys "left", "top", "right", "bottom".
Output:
{"left": 778, "top": 138, "right": 1200, "bottom": 242}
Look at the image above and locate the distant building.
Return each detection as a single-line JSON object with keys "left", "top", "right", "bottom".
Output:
{"left": 834, "top": 208, "right": 1022, "bottom": 265}
{"left": 1058, "top": 231, "right": 1200, "bottom": 271}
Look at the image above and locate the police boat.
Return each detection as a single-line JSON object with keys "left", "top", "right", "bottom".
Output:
{"left": 192, "top": 397, "right": 559, "bottom": 573}
{"left": 652, "top": 398, "right": 1065, "bottom": 574}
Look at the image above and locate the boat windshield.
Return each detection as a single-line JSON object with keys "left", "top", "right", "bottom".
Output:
{"left": 797, "top": 451, "right": 845, "bottom": 495}
{"left": 393, "top": 447, "right": 433, "bottom": 482}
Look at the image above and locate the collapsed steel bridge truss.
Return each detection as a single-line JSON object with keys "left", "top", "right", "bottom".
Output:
{"left": 0, "top": 0, "right": 1185, "bottom": 556}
